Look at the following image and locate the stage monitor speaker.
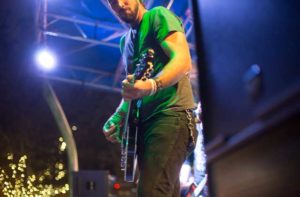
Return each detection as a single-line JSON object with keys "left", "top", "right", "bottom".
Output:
{"left": 191, "top": 0, "right": 300, "bottom": 196}
{"left": 72, "top": 170, "right": 108, "bottom": 197}
{"left": 193, "top": 0, "right": 300, "bottom": 145}
{"left": 207, "top": 114, "right": 300, "bottom": 197}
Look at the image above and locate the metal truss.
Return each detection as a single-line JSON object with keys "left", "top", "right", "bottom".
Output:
{"left": 36, "top": 0, "right": 195, "bottom": 93}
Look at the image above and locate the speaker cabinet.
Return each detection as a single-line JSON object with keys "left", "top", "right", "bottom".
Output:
{"left": 208, "top": 114, "right": 300, "bottom": 197}
{"left": 191, "top": 0, "right": 300, "bottom": 196}
{"left": 73, "top": 170, "right": 108, "bottom": 197}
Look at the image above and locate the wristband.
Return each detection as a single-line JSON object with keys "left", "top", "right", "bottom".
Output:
{"left": 148, "top": 79, "right": 157, "bottom": 96}
{"left": 154, "top": 77, "right": 163, "bottom": 91}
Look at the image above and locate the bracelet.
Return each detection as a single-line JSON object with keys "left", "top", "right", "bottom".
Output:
{"left": 154, "top": 77, "right": 163, "bottom": 91}
{"left": 148, "top": 79, "right": 157, "bottom": 96}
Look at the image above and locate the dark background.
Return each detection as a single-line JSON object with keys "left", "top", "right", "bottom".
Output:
{"left": 0, "top": 0, "right": 122, "bottom": 181}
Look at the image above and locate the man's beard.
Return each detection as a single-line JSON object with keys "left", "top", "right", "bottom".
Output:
{"left": 119, "top": 3, "right": 139, "bottom": 24}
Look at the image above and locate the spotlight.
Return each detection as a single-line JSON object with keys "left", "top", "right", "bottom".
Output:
{"left": 180, "top": 163, "right": 192, "bottom": 184}
{"left": 113, "top": 183, "right": 121, "bottom": 190}
{"left": 35, "top": 49, "right": 57, "bottom": 71}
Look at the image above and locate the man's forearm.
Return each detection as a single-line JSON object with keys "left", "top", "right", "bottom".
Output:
{"left": 154, "top": 55, "right": 191, "bottom": 89}
{"left": 115, "top": 99, "right": 129, "bottom": 116}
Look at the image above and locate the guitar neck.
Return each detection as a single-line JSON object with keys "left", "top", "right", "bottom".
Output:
{"left": 123, "top": 100, "right": 132, "bottom": 130}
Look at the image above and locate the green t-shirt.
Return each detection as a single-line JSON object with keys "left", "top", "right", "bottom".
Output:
{"left": 121, "top": 6, "right": 195, "bottom": 121}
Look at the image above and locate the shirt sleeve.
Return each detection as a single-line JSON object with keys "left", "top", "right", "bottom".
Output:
{"left": 151, "top": 6, "right": 184, "bottom": 43}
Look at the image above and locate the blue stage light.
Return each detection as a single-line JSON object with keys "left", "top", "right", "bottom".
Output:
{"left": 35, "top": 49, "right": 57, "bottom": 71}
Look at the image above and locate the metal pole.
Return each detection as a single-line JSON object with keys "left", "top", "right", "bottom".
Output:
{"left": 43, "top": 81, "right": 79, "bottom": 197}
{"left": 39, "top": 0, "right": 78, "bottom": 196}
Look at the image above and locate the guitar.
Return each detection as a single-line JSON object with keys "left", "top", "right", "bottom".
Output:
{"left": 121, "top": 49, "right": 155, "bottom": 182}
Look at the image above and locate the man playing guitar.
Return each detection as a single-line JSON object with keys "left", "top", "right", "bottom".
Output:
{"left": 102, "top": 0, "right": 197, "bottom": 196}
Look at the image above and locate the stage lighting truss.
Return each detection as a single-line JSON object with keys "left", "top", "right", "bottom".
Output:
{"left": 36, "top": 0, "right": 195, "bottom": 93}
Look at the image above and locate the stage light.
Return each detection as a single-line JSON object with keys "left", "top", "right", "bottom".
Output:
{"left": 35, "top": 49, "right": 57, "bottom": 71}
{"left": 72, "top": 125, "right": 78, "bottom": 131}
{"left": 113, "top": 183, "right": 121, "bottom": 190}
{"left": 180, "top": 163, "right": 193, "bottom": 184}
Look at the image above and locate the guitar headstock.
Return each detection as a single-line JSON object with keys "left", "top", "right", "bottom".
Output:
{"left": 134, "top": 49, "right": 155, "bottom": 81}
